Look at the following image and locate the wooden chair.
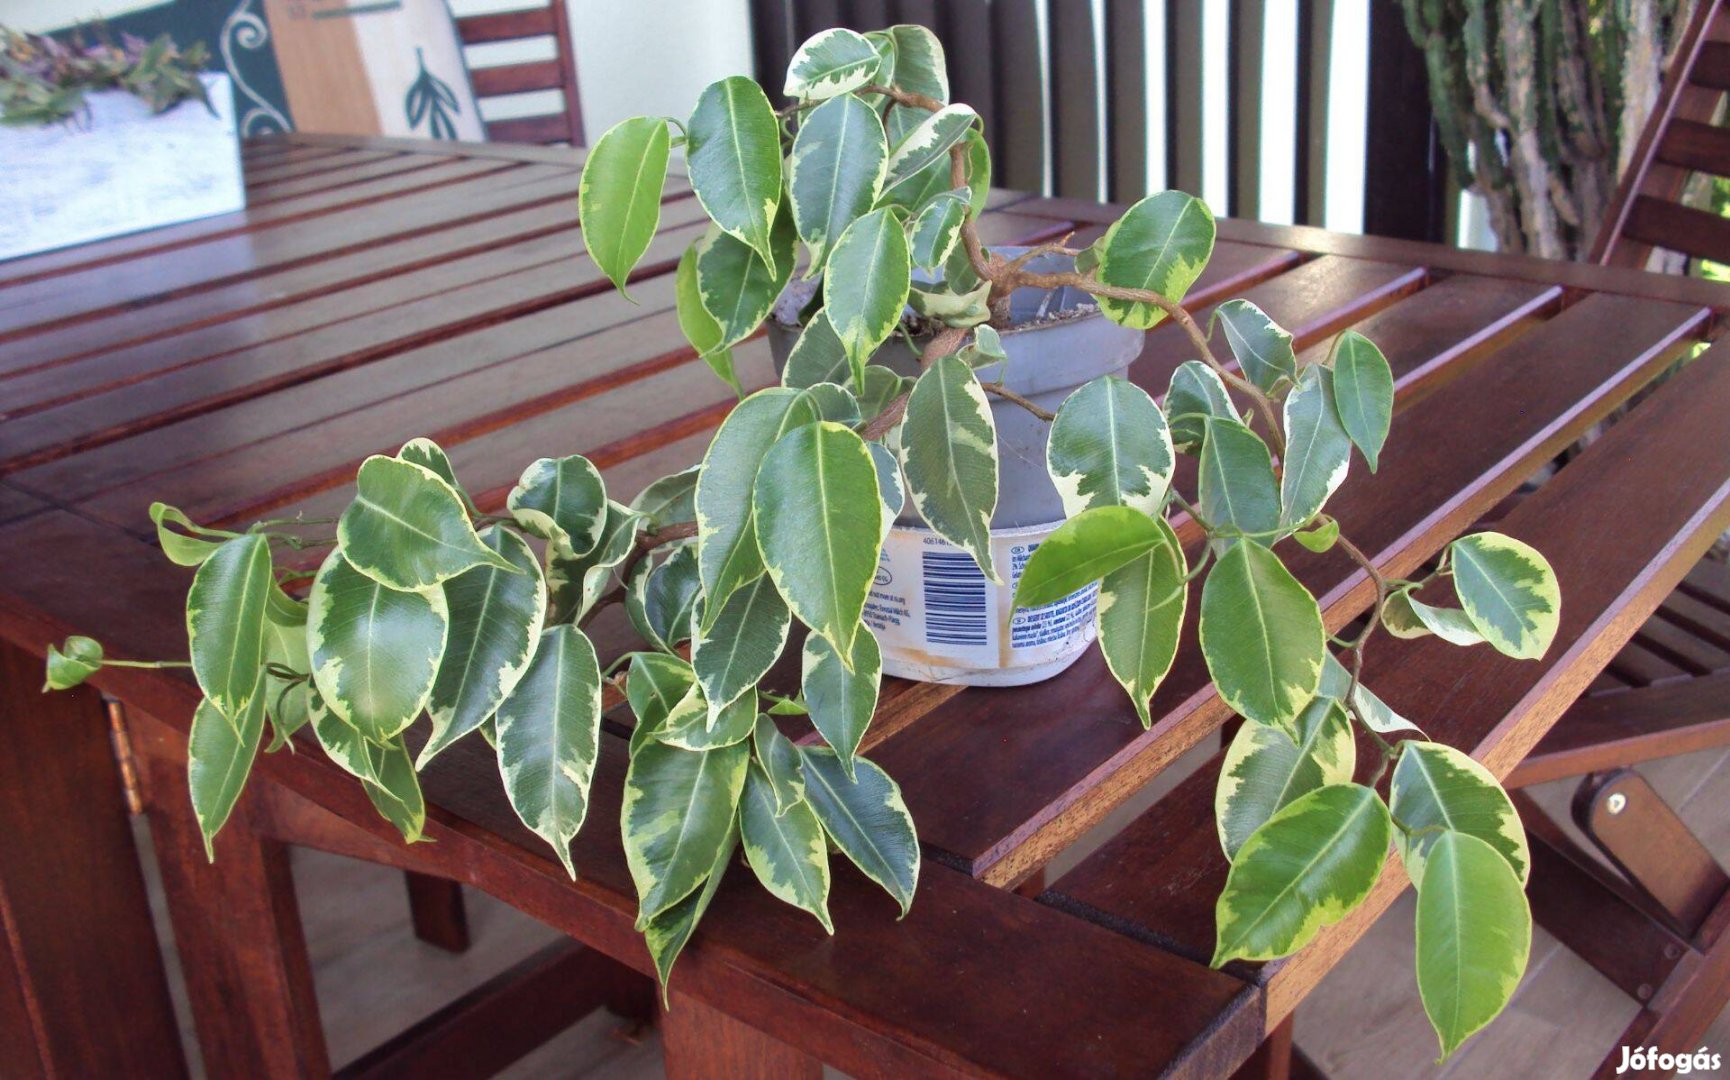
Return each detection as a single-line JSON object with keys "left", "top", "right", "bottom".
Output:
{"left": 1592, "top": 0, "right": 1730, "bottom": 269}
{"left": 453, "top": 0, "right": 585, "bottom": 146}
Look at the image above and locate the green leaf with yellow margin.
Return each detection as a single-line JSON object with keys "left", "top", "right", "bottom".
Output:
{"left": 1390, "top": 741, "right": 1529, "bottom": 887}
{"left": 798, "top": 745, "right": 919, "bottom": 915}
{"left": 685, "top": 76, "right": 782, "bottom": 271}
{"left": 900, "top": 354, "right": 999, "bottom": 581}
{"left": 801, "top": 624, "right": 881, "bottom": 779}
{"left": 1097, "top": 515, "right": 1189, "bottom": 727}
{"left": 675, "top": 243, "right": 739, "bottom": 396}
{"left": 1330, "top": 330, "right": 1395, "bottom": 472}
{"left": 1447, "top": 533, "right": 1561, "bottom": 660}
{"left": 579, "top": 115, "right": 671, "bottom": 298}
{"left": 1215, "top": 698, "right": 1356, "bottom": 860}
{"left": 187, "top": 533, "right": 273, "bottom": 720}
{"left": 783, "top": 27, "right": 880, "bottom": 100}
{"left": 1097, "top": 191, "right": 1215, "bottom": 329}
{"left": 691, "top": 573, "right": 790, "bottom": 721}
{"left": 623, "top": 737, "right": 750, "bottom": 926}
{"left": 789, "top": 92, "right": 886, "bottom": 272}
{"left": 824, "top": 207, "right": 912, "bottom": 376}
{"left": 1415, "top": 831, "right": 1531, "bottom": 1061}
{"left": 1047, "top": 375, "right": 1174, "bottom": 518}
{"left": 507, "top": 454, "right": 608, "bottom": 559}
{"left": 307, "top": 548, "right": 448, "bottom": 742}
{"left": 1013, "top": 505, "right": 1167, "bottom": 610}
{"left": 339, "top": 455, "right": 513, "bottom": 591}
{"left": 740, "top": 762, "right": 833, "bottom": 932}
{"left": 187, "top": 674, "right": 267, "bottom": 859}
{"left": 1199, "top": 540, "right": 1325, "bottom": 731}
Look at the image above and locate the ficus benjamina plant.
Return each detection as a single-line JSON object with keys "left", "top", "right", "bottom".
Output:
{"left": 41, "top": 25, "right": 1561, "bottom": 1055}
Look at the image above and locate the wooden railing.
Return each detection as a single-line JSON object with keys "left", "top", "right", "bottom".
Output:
{"left": 748, "top": 0, "right": 1449, "bottom": 242}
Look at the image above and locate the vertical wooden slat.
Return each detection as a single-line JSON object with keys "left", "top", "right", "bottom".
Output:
{"left": 894, "top": 0, "right": 939, "bottom": 29}
{"left": 941, "top": 0, "right": 1000, "bottom": 147}
{"left": 993, "top": 0, "right": 1049, "bottom": 192}
{"left": 550, "top": 0, "right": 584, "bottom": 146}
{"left": 1107, "top": 0, "right": 1149, "bottom": 202}
{"left": 1168, "top": 0, "right": 1205, "bottom": 196}
{"left": 794, "top": 0, "right": 843, "bottom": 43}
{"left": 1050, "top": 0, "right": 1103, "bottom": 199}
{"left": 1229, "top": 0, "right": 1266, "bottom": 219}
{"left": 843, "top": 0, "right": 894, "bottom": 31}
{"left": 749, "top": 0, "right": 796, "bottom": 98}
{"left": 1362, "top": 0, "right": 1444, "bottom": 240}
{"left": 1294, "top": 0, "right": 1334, "bottom": 225}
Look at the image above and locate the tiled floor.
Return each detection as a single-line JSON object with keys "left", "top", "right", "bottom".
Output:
{"left": 133, "top": 743, "right": 1730, "bottom": 1078}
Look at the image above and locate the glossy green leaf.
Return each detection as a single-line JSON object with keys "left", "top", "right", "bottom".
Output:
{"left": 859, "top": 363, "right": 910, "bottom": 422}
{"left": 1384, "top": 587, "right": 1486, "bottom": 645}
{"left": 339, "top": 455, "right": 512, "bottom": 591}
{"left": 675, "top": 243, "right": 738, "bottom": 395}
{"left": 784, "top": 27, "right": 880, "bottom": 99}
{"left": 307, "top": 549, "right": 448, "bottom": 742}
{"left": 1198, "top": 418, "right": 1280, "bottom": 543}
{"left": 1216, "top": 699, "right": 1356, "bottom": 860}
{"left": 623, "top": 738, "right": 750, "bottom": 925}
{"left": 1447, "top": 533, "right": 1561, "bottom": 660}
{"left": 752, "top": 715, "right": 806, "bottom": 813}
{"left": 798, "top": 745, "right": 919, "bottom": 915}
{"left": 956, "top": 323, "right": 1005, "bottom": 369}
{"left": 1097, "top": 515, "right": 1188, "bottom": 727}
{"left": 686, "top": 76, "right": 782, "bottom": 270}
{"left": 1047, "top": 375, "right": 1174, "bottom": 518}
{"left": 1293, "top": 518, "right": 1340, "bottom": 553}
{"left": 1280, "top": 365, "right": 1352, "bottom": 529}
{"left": 789, "top": 93, "right": 886, "bottom": 272}
{"left": 754, "top": 421, "right": 883, "bottom": 657}
{"left": 1415, "top": 831, "right": 1531, "bottom": 1061}
{"left": 692, "top": 573, "right": 790, "bottom": 719}
{"left": 1097, "top": 191, "right": 1215, "bottom": 329}
{"left": 1212, "top": 783, "right": 1392, "bottom": 965}
{"left": 149, "top": 502, "right": 237, "bottom": 567}
{"left": 801, "top": 624, "right": 881, "bottom": 778}
{"left": 495, "top": 625, "right": 603, "bottom": 878}
{"left": 782, "top": 310, "right": 854, "bottom": 389}
{"left": 186, "top": 533, "right": 272, "bottom": 720}
{"left": 797, "top": 381, "right": 862, "bottom": 425}
{"left": 696, "top": 388, "right": 820, "bottom": 619}
{"left": 1200, "top": 540, "right": 1326, "bottom": 730}
{"left": 1331, "top": 330, "right": 1395, "bottom": 472}
{"left": 868, "top": 441, "right": 904, "bottom": 537}
{"left": 1013, "top": 505, "right": 1167, "bottom": 610}
{"left": 656, "top": 683, "right": 757, "bottom": 751}
{"left": 883, "top": 103, "right": 977, "bottom": 193}
{"left": 741, "top": 763, "right": 833, "bottom": 931}
{"left": 825, "top": 207, "right": 912, "bottom": 375}
{"left": 43, "top": 635, "right": 102, "bottom": 691}
{"left": 630, "top": 465, "right": 700, "bottom": 529}
{"left": 1212, "top": 299, "right": 1296, "bottom": 392}
{"left": 907, "top": 189, "right": 968, "bottom": 271}
{"left": 362, "top": 737, "right": 426, "bottom": 843}
{"left": 261, "top": 589, "right": 311, "bottom": 748}
{"left": 420, "top": 526, "right": 546, "bottom": 768}
{"left": 1391, "top": 741, "right": 1529, "bottom": 886}
{"left": 308, "top": 686, "right": 379, "bottom": 783}
{"left": 626, "top": 652, "right": 696, "bottom": 753}
{"left": 579, "top": 115, "right": 671, "bottom": 297}
{"left": 187, "top": 679, "right": 266, "bottom": 859}
{"left": 641, "top": 821, "right": 737, "bottom": 997}
{"left": 1165, "top": 361, "right": 1241, "bottom": 453}
{"left": 508, "top": 454, "right": 607, "bottom": 559}
{"left": 546, "top": 501, "right": 643, "bottom": 625}
{"left": 907, "top": 279, "right": 990, "bottom": 328}
{"left": 900, "top": 354, "right": 999, "bottom": 580}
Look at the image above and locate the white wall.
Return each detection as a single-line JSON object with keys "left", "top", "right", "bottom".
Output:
{"left": 0, "top": 0, "right": 161, "bottom": 32}
{"left": 568, "top": 0, "right": 754, "bottom": 137}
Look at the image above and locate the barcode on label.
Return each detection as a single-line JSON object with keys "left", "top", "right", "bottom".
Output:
{"left": 922, "top": 550, "right": 989, "bottom": 646}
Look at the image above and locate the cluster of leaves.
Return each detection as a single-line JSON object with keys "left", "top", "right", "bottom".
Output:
{"left": 0, "top": 25, "right": 211, "bottom": 126}
{"left": 42, "top": 24, "right": 1563, "bottom": 1055}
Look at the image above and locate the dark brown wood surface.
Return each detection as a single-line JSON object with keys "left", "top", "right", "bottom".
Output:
{"left": 2, "top": 134, "right": 1729, "bottom": 1077}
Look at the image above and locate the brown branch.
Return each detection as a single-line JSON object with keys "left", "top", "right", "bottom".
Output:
{"left": 981, "top": 382, "right": 1055, "bottom": 421}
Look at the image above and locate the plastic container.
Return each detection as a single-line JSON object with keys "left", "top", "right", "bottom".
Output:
{"left": 767, "top": 251, "right": 1146, "bottom": 686}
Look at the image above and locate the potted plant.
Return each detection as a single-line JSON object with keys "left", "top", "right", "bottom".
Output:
{"left": 43, "top": 25, "right": 1561, "bottom": 1060}
{"left": 0, "top": 26, "right": 240, "bottom": 261}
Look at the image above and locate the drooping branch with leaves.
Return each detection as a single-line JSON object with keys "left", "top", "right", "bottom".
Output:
{"left": 43, "top": 24, "right": 1560, "bottom": 1057}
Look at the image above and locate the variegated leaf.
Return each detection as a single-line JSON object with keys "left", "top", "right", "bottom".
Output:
{"left": 676, "top": 243, "right": 739, "bottom": 395}
{"left": 362, "top": 736, "right": 426, "bottom": 843}
{"left": 187, "top": 677, "right": 267, "bottom": 859}
{"left": 801, "top": 624, "right": 881, "bottom": 779}
{"left": 789, "top": 93, "right": 886, "bottom": 271}
{"left": 868, "top": 441, "right": 904, "bottom": 538}
{"left": 420, "top": 526, "right": 546, "bottom": 768}
{"left": 1013, "top": 505, "right": 1167, "bottom": 610}
{"left": 506, "top": 454, "right": 607, "bottom": 559}
{"left": 686, "top": 76, "right": 782, "bottom": 271}
{"left": 825, "top": 207, "right": 912, "bottom": 375}
{"left": 1212, "top": 299, "right": 1296, "bottom": 392}
{"left": 1165, "top": 361, "right": 1241, "bottom": 453}
{"left": 1199, "top": 540, "right": 1325, "bottom": 731}
{"left": 494, "top": 625, "right": 603, "bottom": 879}
{"left": 883, "top": 23, "right": 948, "bottom": 102}
{"left": 883, "top": 103, "right": 977, "bottom": 194}
{"left": 1447, "top": 533, "right": 1560, "bottom": 660}
{"left": 798, "top": 745, "right": 919, "bottom": 914}
{"left": 907, "top": 189, "right": 969, "bottom": 271}
{"left": 1384, "top": 587, "right": 1485, "bottom": 646}
{"left": 623, "top": 738, "right": 750, "bottom": 926}
{"left": 397, "top": 438, "right": 477, "bottom": 515}
{"left": 656, "top": 683, "right": 758, "bottom": 751}
{"left": 1317, "top": 653, "right": 1424, "bottom": 737}
{"left": 1047, "top": 375, "right": 1174, "bottom": 518}
{"left": 1211, "top": 783, "right": 1391, "bottom": 965}
{"left": 1097, "top": 191, "right": 1215, "bottom": 329}
{"left": 186, "top": 533, "right": 272, "bottom": 721}
{"left": 1216, "top": 698, "right": 1356, "bottom": 860}
{"left": 641, "top": 821, "right": 737, "bottom": 995}
{"left": 1280, "top": 364, "right": 1352, "bottom": 529}
{"left": 1415, "top": 831, "right": 1532, "bottom": 1061}
{"left": 696, "top": 388, "right": 821, "bottom": 621}
{"left": 696, "top": 208, "right": 798, "bottom": 349}
{"left": 630, "top": 465, "right": 700, "bottom": 529}
{"left": 307, "top": 549, "right": 448, "bottom": 742}
{"left": 752, "top": 715, "right": 806, "bottom": 813}
{"left": 899, "top": 354, "right": 999, "bottom": 580}
{"left": 782, "top": 310, "right": 854, "bottom": 389}
{"left": 1331, "top": 330, "right": 1395, "bottom": 472}
{"left": 1097, "top": 515, "right": 1188, "bottom": 727}
{"left": 753, "top": 421, "right": 883, "bottom": 658}
{"left": 692, "top": 572, "right": 791, "bottom": 719}
{"left": 339, "top": 455, "right": 512, "bottom": 591}
{"left": 546, "top": 501, "right": 643, "bottom": 625}
{"left": 783, "top": 27, "right": 880, "bottom": 100}
{"left": 262, "top": 586, "right": 311, "bottom": 749}
{"left": 741, "top": 762, "right": 833, "bottom": 931}
{"left": 625, "top": 652, "right": 696, "bottom": 753}
{"left": 579, "top": 115, "right": 671, "bottom": 297}
{"left": 797, "top": 381, "right": 862, "bottom": 425}
{"left": 1198, "top": 418, "right": 1280, "bottom": 544}
{"left": 1391, "top": 741, "right": 1529, "bottom": 887}
{"left": 626, "top": 541, "right": 702, "bottom": 654}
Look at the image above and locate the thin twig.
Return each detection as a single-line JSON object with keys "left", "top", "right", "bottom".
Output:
{"left": 980, "top": 381, "right": 1055, "bottom": 421}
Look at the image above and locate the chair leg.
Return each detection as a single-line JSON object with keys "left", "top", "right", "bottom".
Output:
{"left": 1230, "top": 1015, "right": 1295, "bottom": 1080}
{"left": 660, "top": 993, "right": 821, "bottom": 1080}
{"left": 131, "top": 707, "right": 332, "bottom": 1078}
{"left": 404, "top": 872, "right": 470, "bottom": 952}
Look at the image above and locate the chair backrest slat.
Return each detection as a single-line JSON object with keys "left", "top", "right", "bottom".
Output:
{"left": 1623, "top": 195, "right": 1730, "bottom": 265}
{"left": 1106, "top": 0, "right": 1150, "bottom": 203}
{"left": 1049, "top": 0, "right": 1103, "bottom": 200}
{"left": 454, "top": 0, "right": 583, "bottom": 146}
{"left": 991, "top": 0, "right": 1048, "bottom": 193}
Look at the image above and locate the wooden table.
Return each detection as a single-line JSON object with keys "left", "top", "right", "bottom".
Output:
{"left": 5, "top": 134, "right": 1730, "bottom": 1078}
